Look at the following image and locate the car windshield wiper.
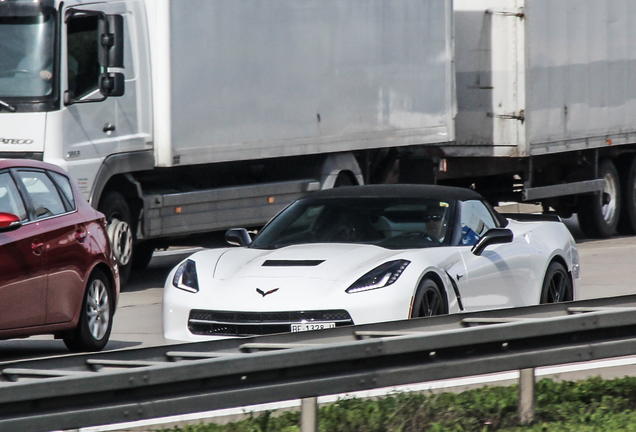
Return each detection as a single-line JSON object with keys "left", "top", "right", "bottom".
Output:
{"left": 0, "top": 99, "right": 16, "bottom": 112}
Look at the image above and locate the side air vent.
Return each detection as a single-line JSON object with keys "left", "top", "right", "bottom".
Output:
{"left": 262, "top": 260, "right": 325, "bottom": 267}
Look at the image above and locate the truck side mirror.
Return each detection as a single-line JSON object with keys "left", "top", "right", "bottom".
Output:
{"left": 98, "top": 14, "right": 124, "bottom": 68}
{"left": 106, "top": 15, "right": 124, "bottom": 68}
{"left": 97, "top": 14, "right": 125, "bottom": 98}
{"left": 65, "top": 10, "right": 125, "bottom": 105}
{"left": 471, "top": 228, "right": 513, "bottom": 256}
{"left": 100, "top": 72, "right": 125, "bottom": 97}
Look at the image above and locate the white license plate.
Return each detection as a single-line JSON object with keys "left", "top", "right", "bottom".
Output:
{"left": 291, "top": 323, "right": 336, "bottom": 332}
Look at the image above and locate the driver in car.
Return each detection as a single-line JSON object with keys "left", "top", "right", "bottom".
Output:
{"left": 425, "top": 205, "right": 448, "bottom": 242}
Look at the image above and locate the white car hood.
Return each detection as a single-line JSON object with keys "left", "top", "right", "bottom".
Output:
{"left": 209, "top": 244, "right": 404, "bottom": 282}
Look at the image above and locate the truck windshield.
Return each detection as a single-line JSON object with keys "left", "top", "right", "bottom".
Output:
{"left": 0, "top": 12, "right": 55, "bottom": 98}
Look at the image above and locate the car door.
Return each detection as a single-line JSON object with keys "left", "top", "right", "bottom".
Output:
{"left": 454, "top": 199, "right": 534, "bottom": 312}
{"left": 62, "top": 6, "right": 119, "bottom": 164}
{"left": 15, "top": 169, "right": 87, "bottom": 324}
{"left": 0, "top": 171, "right": 47, "bottom": 330}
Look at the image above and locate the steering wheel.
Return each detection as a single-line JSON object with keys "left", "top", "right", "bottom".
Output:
{"left": 395, "top": 231, "right": 439, "bottom": 243}
{"left": 0, "top": 69, "right": 36, "bottom": 78}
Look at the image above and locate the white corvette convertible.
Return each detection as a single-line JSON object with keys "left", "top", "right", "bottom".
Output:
{"left": 163, "top": 185, "right": 579, "bottom": 343}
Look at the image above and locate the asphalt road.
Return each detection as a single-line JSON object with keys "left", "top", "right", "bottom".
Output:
{"left": 1, "top": 216, "right": 635, "bottom": 430}
{"left": 0, "top": 216, "right": 634, "bottom": 364}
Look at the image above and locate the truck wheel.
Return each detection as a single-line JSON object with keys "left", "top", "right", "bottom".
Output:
{"left": 63, "top": 270, "right": 113, "bottom": 352}
{"left": 577, "top": 159, "right": 620, "bottom": 238}
{"left": 334, "top": 171, "right": 355, "bottom": 187}
{"left": 100, "top": 192, "right": 133, "bottom": 285}
{"left": 618, "top": 157, "right": 636, "bottom": 235}
{"left": 132, "top": 241, "right": 155, "bottom": 271}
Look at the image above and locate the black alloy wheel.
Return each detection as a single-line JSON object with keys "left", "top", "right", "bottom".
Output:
{"left": 411, "top": 278, "right": 447, "bottom": 318}
{"left": 540, "top": 261, "right": 573, "bottom": 304}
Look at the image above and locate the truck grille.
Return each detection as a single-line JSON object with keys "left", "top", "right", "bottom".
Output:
{"left": 188, "top": 309, "right": 354, "bottom": 336}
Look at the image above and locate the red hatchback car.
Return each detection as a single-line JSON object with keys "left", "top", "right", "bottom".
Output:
{"left": 0, "top": 159, "right": 119, "bottom": 352}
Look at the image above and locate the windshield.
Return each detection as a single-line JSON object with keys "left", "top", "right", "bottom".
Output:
{"left": 251, "top": 197, "right": 454, "bottom": 250}
{"left": 0, "top": 12, "right": 56, "bottom": 98}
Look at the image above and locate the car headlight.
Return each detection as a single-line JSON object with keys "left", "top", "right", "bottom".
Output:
{"left": 172, "top": 259, "right": 199, "bottom": 293}
{"left": 346, "top": 260, "right": 410, "bottom": 294}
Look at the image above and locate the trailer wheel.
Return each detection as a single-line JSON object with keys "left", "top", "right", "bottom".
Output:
{"left": 99, "top": 191, "right": 134, "bottom": 285}
{"left": 334, "top": 171, "right": 355, "bottom": 187}
{"left": 617, "top": 157, "right": 636, "bottom": 235}
{"left": 577, "top": 159, "right": 620, "bottom": 238}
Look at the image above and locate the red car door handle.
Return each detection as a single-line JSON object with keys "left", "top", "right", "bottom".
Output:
{"left": 31, "top": 241, "right": 45, "bottom": 256}
{"left": 75, "top": 229, "right": 88, "bottom": 242}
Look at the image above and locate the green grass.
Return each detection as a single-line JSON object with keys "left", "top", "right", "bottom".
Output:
{"left": 156, "top": 376, "right": 636, "bottom": 432}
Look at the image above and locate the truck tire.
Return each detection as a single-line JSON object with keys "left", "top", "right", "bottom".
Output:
{"left": 577, "top": 159, "right": 621, "bottom": 239}
{"left": 617, "top": 157, "right": 636, "bottom": 235}
{"left": 334, "top": 171, "right": 355, "bottom": 187}
{"left": 132, "top": 241, "right": 155, "bottom": 271}
{"left": 99, "top": 191, "right": 134, "bottom": 286}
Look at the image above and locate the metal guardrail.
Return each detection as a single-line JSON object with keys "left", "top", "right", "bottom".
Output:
{"left": 3, "top": 295, "right": 636, "bottom": 432}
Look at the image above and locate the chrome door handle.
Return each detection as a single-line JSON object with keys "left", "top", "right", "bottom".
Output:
{"left": 103, "top": 123, "right": 116, "bottom": 133}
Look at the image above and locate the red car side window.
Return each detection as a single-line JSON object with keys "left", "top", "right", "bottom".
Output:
{"left": 0, "top": 172, "right": 28, "bottom": 220}
{"left": 17, "top": 170, "right": 66, "bottom": 219}
{"left": 48, "top": 171, "right": 76, "bottom": 210}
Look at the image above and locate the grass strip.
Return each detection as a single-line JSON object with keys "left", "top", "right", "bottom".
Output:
{"left": 156, "top": 376, "right": 636, "bottom": 432}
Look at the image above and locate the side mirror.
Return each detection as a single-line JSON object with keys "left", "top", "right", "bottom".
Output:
{"left": 0, "top": 212, "right": 22, "bottom": 233}
{"left": 225, "top": 228, "right": 252, "bottom": 247}
{"left": 106, "top": 15, "right": 124, "bottom": 68}
{"left": 471, "top": 228, "right": 513, "bottom": 256}
{"left": 98, "top": 14, "right": 124, "bottom": 68}
{"left": 100, "top": 72, "right": 125, "bottom": 97}
{"left": 98, "top": 14, "right": 125, "bottom": 97}
{"left": 64, "top": 11, "right": 125, "bottom": 106}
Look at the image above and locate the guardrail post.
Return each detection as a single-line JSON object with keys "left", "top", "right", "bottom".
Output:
{"left": 300, "top": 397, "right": 319, "bottom": 432}
{"left": 518, "top": 368, "right": 536, "bottom": 424}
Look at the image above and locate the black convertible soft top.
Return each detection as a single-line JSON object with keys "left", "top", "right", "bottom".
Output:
{"left": 304, "top": 184, "right": 483, "bottom": 202}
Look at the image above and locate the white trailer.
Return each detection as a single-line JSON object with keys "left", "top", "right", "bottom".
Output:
{"left": 436, "top": 0, "right": 636, "bottom": 239}
{"left": 0, "top": 0, "right": 455, "bottom": 283}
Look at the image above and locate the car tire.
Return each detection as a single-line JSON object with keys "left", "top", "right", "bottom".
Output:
{"left": 577, "top": 159, "right": 620, "bottom": 239}
{"left": 410, "top": 277, "right": 447, "bottom": 318}
{"left": 64, "top": 269, "right": 113, "bottom": 352}
{"left": 618, "top": 157, "right": 636, "bottom": 235}
{"left": 99, "top": 191, "right": 133, "bottom": 286}
{"left": 540, "top": 261, "right": 573, "bottom": 304}
{"left": 132, "top": 241, "right": 155, "bottom": 271}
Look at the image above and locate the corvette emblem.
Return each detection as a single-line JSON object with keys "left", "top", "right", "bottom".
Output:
{"left": 256, "top": 288, "right": 279, "bottom": 297}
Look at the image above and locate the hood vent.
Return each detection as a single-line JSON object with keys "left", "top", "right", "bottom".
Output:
{"left": 262, "top": 260, "right": 325, "bottom": 267}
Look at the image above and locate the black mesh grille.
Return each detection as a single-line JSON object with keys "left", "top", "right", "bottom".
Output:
{"left": 188, "top": 309, "right": 354, "bottom": 336}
